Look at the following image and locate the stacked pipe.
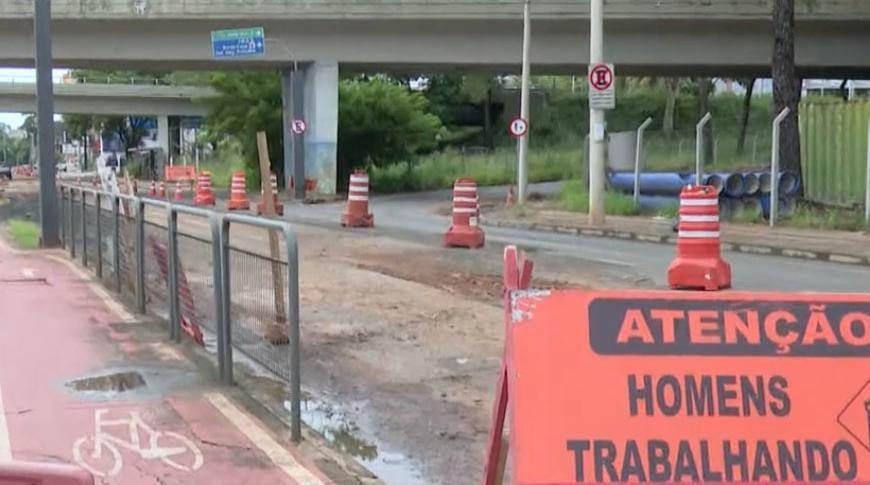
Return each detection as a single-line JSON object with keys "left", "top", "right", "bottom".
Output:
{"left": 607, "top": 170, "right": 801, "bottom": 220}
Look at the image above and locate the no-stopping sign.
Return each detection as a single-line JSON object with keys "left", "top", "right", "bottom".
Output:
{"left": 588, "top": 63, "right": 616, "bottom": 110}
{"left": 509, "top": 117, "right": 529, "bottom": 138}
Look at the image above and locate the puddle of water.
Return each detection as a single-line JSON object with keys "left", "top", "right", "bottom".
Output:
{"left": 287, "top": 398, "right": 428, "bottom": 485}
{"left": 68, "top": 371, "right": 146, "bottom": 393}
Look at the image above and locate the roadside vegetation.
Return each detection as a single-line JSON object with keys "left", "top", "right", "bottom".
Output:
{"left": 7, "top": 219, "right": 40, "bottom": 249}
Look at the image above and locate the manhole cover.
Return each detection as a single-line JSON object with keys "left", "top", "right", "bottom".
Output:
{"left": 68, "top": 371, "right": 146, "bottom": 393}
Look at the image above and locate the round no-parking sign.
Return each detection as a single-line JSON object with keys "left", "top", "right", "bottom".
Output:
{"left": 509, "top": 117, "right": 529, "bottom": 138}
{"left": 290, "top": 119, "right": 307, "bottom": 135}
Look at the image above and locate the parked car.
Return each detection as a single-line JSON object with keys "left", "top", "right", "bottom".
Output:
{"left": 0, "top": 164, "right": 11, "bottom": 181}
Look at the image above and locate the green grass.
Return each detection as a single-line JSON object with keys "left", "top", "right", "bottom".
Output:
{"left": 558, "top": 180, "right": 639, "bottom": 216}
{"left": 370, "top": 145, "right": 581, "bottom": 193}
{"left": 199, "top": 145, "right": 246, "bottom": 190}
{"left": 7, "top": 219, "right": 40, "bottom": 249}
{"left": 785, "top": 204, "right": 870, "bottom": 232}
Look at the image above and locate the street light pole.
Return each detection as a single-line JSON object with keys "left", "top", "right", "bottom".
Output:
{"left": 588, "top": 0, "right": 606, "bottom": 224}
{"left": 517, "top": 0, "right": 531, "bottom": 203}
{"left": 35, "top": 0, "right": 59, "bottom": 247}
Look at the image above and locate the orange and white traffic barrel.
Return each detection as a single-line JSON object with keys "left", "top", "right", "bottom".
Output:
{"left": 257, "top": 173, "right": 284, "bottom": 216}
{"left": 667, "top": 185, "right": 731, "bottom": 291}
{"left": 227, "top": 170, "right": 251, "bottom": 211}
{"left": 341, "top": 170, "right": 374, "bottom": 228}
{"left": 444, "top": 178, "right": 485, "bottom": 249}
{"left": 194, "top": 172, "right": 216, "bottom": 206}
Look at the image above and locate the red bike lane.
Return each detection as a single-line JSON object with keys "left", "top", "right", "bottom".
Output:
{"left": 0, "top": 242, "right": 332, "bottom": 485}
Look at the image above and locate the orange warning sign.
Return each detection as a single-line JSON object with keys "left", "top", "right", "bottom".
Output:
{"left": 508, "top": 290, "right": 870, "bottom": 483}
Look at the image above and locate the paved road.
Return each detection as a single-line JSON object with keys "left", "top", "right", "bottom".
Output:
{"left": 285, "top": 184, "right": 870, "bottom": 293}
{"left": 0, "top": 240, "right": 333, "bottom": 484}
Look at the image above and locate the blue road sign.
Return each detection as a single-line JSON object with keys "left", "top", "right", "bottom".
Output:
{"left": 211, "top": 27, "right": 266, "bottom": 59}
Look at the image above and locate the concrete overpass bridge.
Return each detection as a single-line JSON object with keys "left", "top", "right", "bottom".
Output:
{"left": 0, "top": 81, "right": 212, "bottom": 116}
{"left": 3, "top": 0, "right": 870, "bottom": 196}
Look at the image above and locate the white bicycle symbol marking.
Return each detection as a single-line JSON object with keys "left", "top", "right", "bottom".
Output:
{"left": 73, "top": 409, "right": 204, "bottom": 477}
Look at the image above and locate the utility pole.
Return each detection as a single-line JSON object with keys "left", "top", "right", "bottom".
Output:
{"left": 35, "top": 0, "right": 59, "bottom": 247}
{"left": 517, "top": 0, "right": 531, "bottom": 203}
{"left": 588, "top": 0, "right": 606, "bottom": 224}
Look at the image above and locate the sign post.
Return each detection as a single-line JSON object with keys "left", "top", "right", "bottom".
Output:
{"left": 496, "top": 284, "right": 870, "bottom": 483}
{"left": 211, "top": 27, "right": 266, "bottom": 59}
{"left": 588, "top": 0, "right": 607, "bottom": 225}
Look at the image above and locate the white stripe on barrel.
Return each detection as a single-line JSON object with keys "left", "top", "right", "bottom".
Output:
{"left": 680, "top": 215, "right": 719, "bottom": 223}
{"left": 681, "top": 198, "right": 719, "bottom": 207}
{"left": 678, "top": 231, "right": 721, "bottom": 239}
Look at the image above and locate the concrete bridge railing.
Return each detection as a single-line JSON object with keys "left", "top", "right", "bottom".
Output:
{"left": 4, "top": 0, "right": 870, "bottom": 20}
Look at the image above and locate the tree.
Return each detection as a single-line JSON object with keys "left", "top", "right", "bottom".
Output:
{"left": 772, "top": 0, "right": 802, "bottom": 189}
{"left": 736, "top": 78, "right": 757, "bottom": 156}
{"left": 338, "top": 79, "right": 443, "bottom": 168}
{"left": 205, "top": 72, "right": 444, "bottom": 185}
{"left": 661, "top": 78, "right": 682, "bottom": 135}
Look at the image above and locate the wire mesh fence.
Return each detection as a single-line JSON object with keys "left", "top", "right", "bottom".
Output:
{"left": 176, "top": 231, "right": 218, "bottom": 335}
{"left": 228, "top": 244, "right": 292, "bottom": 382}
{"left": 84, "top": 197, "right": 99, "bottom": 267}
{"left": 98, "top": 203, "right": 115, "bottom": 284}
{"left": 117, "top": 206, "right": 138, "bottom": 300}
{"left": 143, "top": 220, "right": 170, "bottom": 322}
{"left": 71, "top": 193, "right": 83, "bottom": 259}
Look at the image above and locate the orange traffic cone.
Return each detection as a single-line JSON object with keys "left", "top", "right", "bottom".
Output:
{"left": 506, "top": 185, "right": 516, "bottom": 207}
{"left": 667, "top": 185, "right": 731, "bottom": 291}
{"left": 148, "top": 180, "right": 157, "bottom": 197}
{"left": 173, "top": 182, "right": 185, "bottom": 202}
{"left": 341, "top": 170, "right": 374, "bottom": 228}
{"left": 194, "top": 172, "right": 216, "bottom": 206}
{"left": 158, "top": 181, "right": 166, "bottom": 198}
{"left": 257, "top": 173, "right": 284, "bottom": 216}
{"left": 227, "top": 171, "right": 250, "bottom": 211}
{"left": 444, "top": 178, "right": 485, "bottom": 249}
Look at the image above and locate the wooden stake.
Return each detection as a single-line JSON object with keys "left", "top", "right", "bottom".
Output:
{"left": 256, "top": 132, "right": 289, "bottom": 344}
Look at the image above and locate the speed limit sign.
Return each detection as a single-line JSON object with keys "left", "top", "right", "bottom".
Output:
{"left": 509, "top": 117, "right": 529, "bottom": 138}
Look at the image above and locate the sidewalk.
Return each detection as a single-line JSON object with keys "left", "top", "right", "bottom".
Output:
{"left": 0, "top": 240, "right": 335, "bottom": 484}
{"left": 483, "top": 206, "right": 870, "bottom": 266}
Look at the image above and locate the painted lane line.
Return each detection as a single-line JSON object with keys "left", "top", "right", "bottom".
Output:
{"left": 0, "top": 384, "right": 12, "bottom": 461}
{"left": 206, "top": 393, "right": 325, "bottom": 485}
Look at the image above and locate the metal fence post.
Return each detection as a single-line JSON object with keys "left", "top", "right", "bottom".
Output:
{"left": 168, "top": 207, "right": 181, "bottom": 342}
{"left": 633, "top": 117, "right": 653, "bottom": 208}
{"left": 59, "top": 187, "right": 66, "bottom": 248}
{"left": 95, "top": 192, "right": 103, "bottom": 279}
{"left": 80, "top": 190, "right": 87, "bottom": 267}
{"left": 218, "top": 218, "right": 233, "bottom": 385}
{"left": 695, "top": 113, "right": 712, "bottom": 185}
{"left": 135, "top": 199, "right": 146, "bottom": 314}
{"left": 69, "top": 188, "right": 76, "bottom": 259}
{"left": 113, "top": 196, "right": 121, "bottom": 293}
{"left": 284, "top": 224, "right": 301, "bottom": 443}
{"left": 770, "top": 107, "right": 791, "bottom": 228}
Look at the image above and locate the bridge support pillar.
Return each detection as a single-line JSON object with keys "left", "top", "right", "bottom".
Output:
{"left": 303, "top": 61, "right": 338, "bottom": 197}
{"left": 157, "top": 115, "right": 170, "bottom": 164}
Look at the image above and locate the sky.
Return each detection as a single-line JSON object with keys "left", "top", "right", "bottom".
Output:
{"left": 0, "top": 68, "right": 68, "bottom": 129}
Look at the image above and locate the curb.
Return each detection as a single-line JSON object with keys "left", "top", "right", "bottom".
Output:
{"left": 483, "top": 218, "right": 870, "bottom": 267}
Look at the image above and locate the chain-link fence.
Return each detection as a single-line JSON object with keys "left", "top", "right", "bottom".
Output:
{"left": 57, "top": 184, "right": 303, "bottom": 441}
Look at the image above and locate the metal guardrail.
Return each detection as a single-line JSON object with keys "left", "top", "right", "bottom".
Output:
{"left": 57, "top": 183, "right": 302, "bottom": 442}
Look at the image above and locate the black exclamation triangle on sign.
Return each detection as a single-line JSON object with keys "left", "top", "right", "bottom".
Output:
{"left": 838, "top": 378, "right": 870, "bottom": 452}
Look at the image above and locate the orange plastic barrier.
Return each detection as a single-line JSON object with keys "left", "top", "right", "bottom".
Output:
{"left": 341, "top": 170, "right": 374, "bottom": 228}
{"left": 164, "top": 166, "right": 196, "bottom": 182}
{"left": 0, "top": 461, "right": 93, "bottom": 484}
{"left": 483, "top": 267, "right": 870, "bottom": 483}
{"left": 668, "top": 185, "right": 731, "bottom": 290}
